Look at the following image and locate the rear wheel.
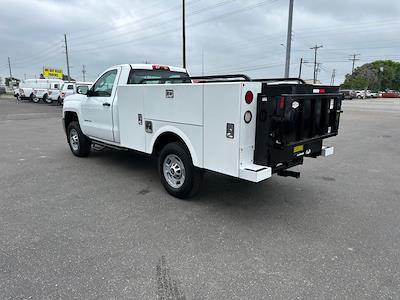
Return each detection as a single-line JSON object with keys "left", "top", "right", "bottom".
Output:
{"left": 58, "top": 97, "right": 63, "bottom": 105}
{"left": 31, "top": 94, "right": 40, "bottom": 103}
{"left": 158, "top": 142, "right": 203, "bottom": 199}
{"left": 67, "top": 121, "right": 92, "bottom": 157}
{"left": 43, "top": 94, "right": 52, "bottom": 104}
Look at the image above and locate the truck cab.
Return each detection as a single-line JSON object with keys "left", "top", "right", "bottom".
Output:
{"left": 63, "top": 64, "right": 342, "bottom": 198}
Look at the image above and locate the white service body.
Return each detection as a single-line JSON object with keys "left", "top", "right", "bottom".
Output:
{"left": 63, "top": 64, "right": 272, "bottom": 182}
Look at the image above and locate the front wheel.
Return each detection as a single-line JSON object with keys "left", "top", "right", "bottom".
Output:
{"left": 158, "top": 142, "right": 203, "bottom": 199}
{"left": 67, "top": 121, "right": 92, "bottom": 157}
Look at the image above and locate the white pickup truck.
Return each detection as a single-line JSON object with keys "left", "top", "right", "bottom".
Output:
{"left": 62, "top": 64, "right": 342, "bottom": 198}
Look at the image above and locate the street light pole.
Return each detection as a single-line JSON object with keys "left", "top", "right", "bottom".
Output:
{"left": 8, "top": 57, "right": 13, "bottom": 81}
{"left": 64, "top": 34, "right": 71, "bottom": 81}
{"left": 182, "top": 0, "right": 186, "bottom": 69}
{"left": 284, "top": 0, "right": 294, "bottom": 78}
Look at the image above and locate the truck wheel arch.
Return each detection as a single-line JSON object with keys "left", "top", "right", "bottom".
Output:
{"left": 151, "top": 128, "right": 200, "bottom": 167}
{"left": 64, "top": 111, "right": 79, "bottom": 131}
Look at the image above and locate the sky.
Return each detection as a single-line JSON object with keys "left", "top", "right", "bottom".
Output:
{"left": 0, "top": 0, "right": 399, "bottom": 85}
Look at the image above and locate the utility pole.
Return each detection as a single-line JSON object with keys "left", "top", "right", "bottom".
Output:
{"left": 316, "top": 63, "right": 322, "bottom": 82}
{"left": 82, "top": 65, "right": 86, "bottom": 81}
{"left": 24, "top": 73, "right": 26, "bottom": 80}
{"left": 349, "top": 53, "right": 360, "bottom": 74}
{"left": 7, "top": 57, "right": 12, "bottom": 81}
{"left": 182, "top": 0, "right": 186, "bottom": 69}
{"left": 330, "top": 69, "right": 336, "bottom": 85}
{"left": 298, "top": 58, "right": 308, "bottom": 78}
{"left": 284, "top": 0, "right": 294, "bottom": 78}
{"left": 310, "top": 44, "right": 323, "bottom": 84}
{"left": 64, "top": 34, "right": 71, "bottom": 81}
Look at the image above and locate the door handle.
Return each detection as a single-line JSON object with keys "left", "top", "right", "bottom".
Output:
{"left": 103, "top": 102, "right": 111, "bottom": 107}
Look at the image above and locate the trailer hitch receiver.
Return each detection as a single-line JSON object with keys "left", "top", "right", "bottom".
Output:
{"left": 277, "top": 170, "right": 300, "bottom": 178}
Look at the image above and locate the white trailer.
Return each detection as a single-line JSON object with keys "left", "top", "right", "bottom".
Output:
{"left": 62, "top": 64, "right": 342, "bottom": 198}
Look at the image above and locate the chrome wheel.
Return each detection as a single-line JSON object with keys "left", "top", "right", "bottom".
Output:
{"left": 69, "top": 128, "right": 79, "bottom": 151}
{"left": 163, "top": 154, "right": 186, "bottom": 189}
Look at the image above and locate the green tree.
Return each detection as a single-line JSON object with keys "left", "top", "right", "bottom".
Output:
{"left": 341, "top": 60, "right": 400, "bottom": 91}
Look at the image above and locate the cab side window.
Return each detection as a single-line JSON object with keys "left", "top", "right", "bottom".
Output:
{"left": 67, "top": 85, "right": 74, "bottom": 90}
{"left": 92, "top": 69, "right": 117, "bottom": 97}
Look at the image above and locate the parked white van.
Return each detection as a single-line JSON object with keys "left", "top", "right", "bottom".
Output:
{"left": 47, "top": 81, "right": 63, "bottom": 103}
{"left": 19, "top": 79, "right": 63, "bottom": 103}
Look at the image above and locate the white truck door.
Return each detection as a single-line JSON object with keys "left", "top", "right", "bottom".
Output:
{"left": 81, "top": 67, "right": 120, "bottom": 141}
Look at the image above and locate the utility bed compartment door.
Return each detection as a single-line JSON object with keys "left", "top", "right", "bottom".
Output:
{"left": 203, "top": 83, "right": 242, "bottom": 177}
{"left": 117, "top": 85, "right": 145, "bottom": 151}
{"left": 143, "top": 84, "right": 203, "bottom": 126}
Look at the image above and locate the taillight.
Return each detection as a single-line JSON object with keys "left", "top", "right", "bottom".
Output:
{"left": 33, "top": 90, "right": 37, "bottom": 95}
{"left": 61, "top": 92, "right": 65, "bottom": 97}
{"left": 313, "top": 88, "right": 326, "bottom": 93}
{"left": 152, "top": 64, "right": 170, "bottom": 70}
{"left": 245, "top": 91, "right": 253, "bottom": 104}
{"left": 48, "top": 91, "right": 52, "bottom": 95}
{"left": 279, "top": 96, "right": 285, "bottom": 109}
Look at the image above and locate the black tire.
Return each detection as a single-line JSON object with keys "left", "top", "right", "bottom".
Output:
{"left": 58, "top": 97, "right": 63, "bottom": 105}
{"left": 31, "top": 94, "right": 40, "bottom": 103}
{"left": 43, "top": 94, "right": 52, "bottom": 104}
{"left": 67, "top": 121, "right": 92, "bottom": 157}
{"left": 158, "top": 142, "right": 203, "bottom": 199}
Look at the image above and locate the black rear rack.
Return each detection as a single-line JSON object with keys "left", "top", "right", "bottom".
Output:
{"left": 138, "top": 74, "right": 306, "bottom": 84}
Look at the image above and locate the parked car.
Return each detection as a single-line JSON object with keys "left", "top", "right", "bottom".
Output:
{"left": 355, "top": 90, "right": 366, "bottom": 99}
{"left": 13, "top": 86, "right": 20, "bottom": 99}
{"left": 381, "top": 90, "right": 400, "bottom": 98}
{"left": 62, "top": 63, "right": 342, "bottom": 198}
{"left": 58, "top": 81, "right": 92, "bottom": 105}
{"left": 340, "top": 89, "right": 356, "bottom": 100}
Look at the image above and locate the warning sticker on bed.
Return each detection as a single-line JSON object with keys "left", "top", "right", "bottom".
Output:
{"left": 294, "top": 145, "right": 304, "bottom": 153}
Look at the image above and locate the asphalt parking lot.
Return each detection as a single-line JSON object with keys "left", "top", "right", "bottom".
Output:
{"left": 1, "top": 96, "right": 399, "bottom": 299}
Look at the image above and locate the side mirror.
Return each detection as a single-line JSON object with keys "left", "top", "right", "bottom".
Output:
{"left": 80, "top": 88, "right": 90, "bottom": 96}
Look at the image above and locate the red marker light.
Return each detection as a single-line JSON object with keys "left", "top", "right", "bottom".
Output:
{"left": 279, "top": 96, "right": 285, "bottom": 109}
{"left": 152, "top": 64, "right": 170, "bottom": 70}
{"left": 245, "top": 91, "right": 253, "bottom": 104}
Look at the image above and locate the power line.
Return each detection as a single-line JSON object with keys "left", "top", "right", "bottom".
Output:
{"left": 68, "top": 0, "right": 278, "bottom": 54}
